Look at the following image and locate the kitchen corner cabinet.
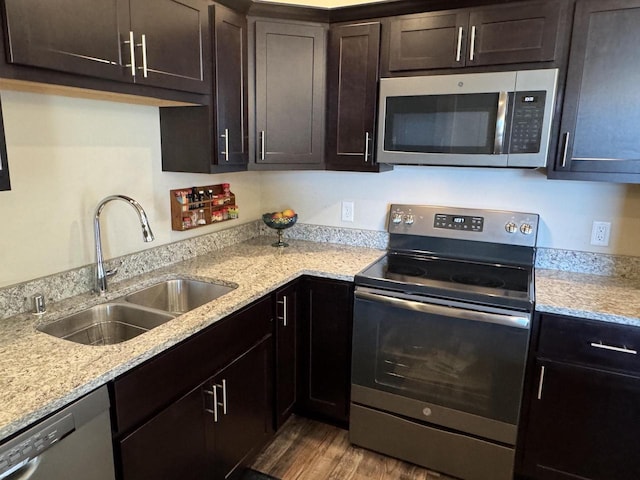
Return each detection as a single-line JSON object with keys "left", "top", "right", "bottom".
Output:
{"left": 111, "top": 296, "right": 273, "bottom": 480}
{"left": 0, "top": 95, "right": 10, "bottom": 192}
{"left": 326, "top": 22, "right": 391, "bottom": 173}
{"left": 160, "top": 3, "right": 248, "bottom": 174}
{"left": 3, "top": 0, "right": 210, "bottom": 94}
{"left": 253, "top": 20, "right": 326, "bottom": 167}
{"left": 274, "top": 281, "right": 299, "bottom": 430}
{"left": 298, "top": 277, "right": 354, "bottom": 426}
{"left": 550, "top": 0, "right": 640, "bottom": 183}
{"left": 518, "top": 313, "right": 640, "bottom": 480}
{"left": 385, "top": 0, "right": 562, "bottom": 73}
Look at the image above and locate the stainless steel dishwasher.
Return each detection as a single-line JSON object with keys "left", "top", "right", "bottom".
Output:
{"left": 0, "top": 385, "right": 115, "bottom": 480}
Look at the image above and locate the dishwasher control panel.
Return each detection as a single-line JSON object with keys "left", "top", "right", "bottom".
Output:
{"left": 0, "top": 413, "right": 75, "bottom": 479}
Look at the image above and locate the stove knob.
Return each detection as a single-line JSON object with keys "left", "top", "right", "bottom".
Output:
{"left": 392, "top": 213, "right": 403, "bottom": 224}
{"left": 404, "top": 214, "right": 415, "bottom": 225}
{"left": 505, "top": 222, "right": 518, "bottom": 234}
{"left": 520, "top": 223, "right": 533, "bottom": 235}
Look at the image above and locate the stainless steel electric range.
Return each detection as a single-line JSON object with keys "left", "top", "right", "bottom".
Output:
{"left": 350, "top": 204, "right": 539, "bottom": 480}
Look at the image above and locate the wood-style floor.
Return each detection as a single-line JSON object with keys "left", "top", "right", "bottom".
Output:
{"left": 250, "top": 415, "right": 455, "bottom": 480}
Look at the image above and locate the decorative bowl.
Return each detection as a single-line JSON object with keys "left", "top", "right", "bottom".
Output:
{"left": 262, "top": 213, "right": 298, "bottom": 247}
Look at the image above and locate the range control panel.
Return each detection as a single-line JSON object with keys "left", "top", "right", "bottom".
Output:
{"left": 434, "top": 214, "right": 484, "bottom": 232}
{"left": 388, "top": 204, "right": 539, "bottom": 247}
{"left": 0, "top": 413, "right": 74, "bottom": 478}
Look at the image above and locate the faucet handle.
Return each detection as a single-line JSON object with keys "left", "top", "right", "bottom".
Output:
{"left": 105, "top": 266, "right": 119, "bottom": 279}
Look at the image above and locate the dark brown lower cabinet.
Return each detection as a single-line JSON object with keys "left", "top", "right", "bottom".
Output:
{"left": 112, "top": 297, "right": 273, "bottom": 480}
{"left": 297, "top": 277, "right": 354, "bottom": 425}
{"left": 208, "top": 338, "right": 272, "bottom": 480}
{"left": 274, "top": 281, "right": 299, "bottom": 430}
{"left": 518, "top": 313, "right": 640, "bottom": 480}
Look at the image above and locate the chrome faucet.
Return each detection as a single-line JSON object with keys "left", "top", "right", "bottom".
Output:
{"left": 94, "top": 195, "right": 154, "bottom": 295}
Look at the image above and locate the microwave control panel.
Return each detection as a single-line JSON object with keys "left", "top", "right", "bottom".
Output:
{"left": 508, "top": 91, "right": 546, "bottom": 154}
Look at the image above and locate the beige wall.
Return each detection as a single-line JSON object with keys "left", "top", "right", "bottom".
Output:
{"left": 0, "top": 91, "right": 263, "bottom": 288}
{"left": 261, "top": 169, "right": 640, "bottom": 256}
{"left": 1, "top": 90, "right": 639, "bottom": 288}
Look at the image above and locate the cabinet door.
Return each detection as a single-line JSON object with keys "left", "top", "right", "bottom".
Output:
{"left": 522, "top": 360, "right": 640, "bottom": 479}
{"left": 274, "top": 282, "right": 298, "bottom": 429}
{"left": 119, "top": 384, "right": 212, "bottom": 480}
{"left": 210, "top": 337, "right": 273, "bottom": 480}
{"left": 387, "top": 11, "right": 467, "bottom": 71}
{"left": 129, "top": 0, "right": 209, "bottom": 93}
{"left": 467, "top": 1, "right": 561, "bottom": 66}
{"left": 212, "top": 4, "right": 248, "bottom": 167}
{"left": 299, "top": 277, "right": 354, "bottom": 425}
{"left": 255, "top": 21, "right": 326, "bottom": 165}
{"left": 552, "top": 0, "right": 640, "bottom": 182}
{"left": 326, "top": 22, "right": 390, "bottom": 172}
{"left": 3, "top": 0, "right": 130, "bottom": 81}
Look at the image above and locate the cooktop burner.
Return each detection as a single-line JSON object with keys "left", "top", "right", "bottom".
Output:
{"left": 450, "top": 273, "right": 506, "bottom": 289}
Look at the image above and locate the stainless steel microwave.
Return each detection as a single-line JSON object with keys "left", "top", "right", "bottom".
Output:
{"left": 377, "top": 69, "right": 558, "bottom": 168}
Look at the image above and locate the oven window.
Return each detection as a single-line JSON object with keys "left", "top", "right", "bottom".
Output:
{"left": 384, "top": 93, "right": 499, "bottom": 154}
{"left": 352, "top": 296, "right": 529, "bottom": 425}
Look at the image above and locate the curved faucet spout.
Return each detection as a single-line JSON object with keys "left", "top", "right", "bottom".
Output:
{"left": 94, "top": 195, "right": 155, "bottom": 295}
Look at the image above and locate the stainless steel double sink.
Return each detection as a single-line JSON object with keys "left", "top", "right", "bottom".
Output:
{"left": 38, "top": 279, "right": 236, "bottom": 346}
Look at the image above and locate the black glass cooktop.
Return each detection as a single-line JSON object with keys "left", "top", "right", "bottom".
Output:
{"left": 356, "top": 252, "right": 533, "bottom": 309}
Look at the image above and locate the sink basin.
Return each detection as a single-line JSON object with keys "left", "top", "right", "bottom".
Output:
{"left": 124, "top": 279, "right": 235, "bottom": 315}
{"left": 38, "top": 303, "right": 175, "bottom": 346}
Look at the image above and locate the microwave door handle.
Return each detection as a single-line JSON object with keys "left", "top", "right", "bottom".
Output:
{"left": 494, "top": 91, "right": 509, "bottom": 154}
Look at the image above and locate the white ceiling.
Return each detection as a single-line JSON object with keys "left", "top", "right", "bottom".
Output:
{"left": 259, "top": 0, "right": 393, "bottom": 8}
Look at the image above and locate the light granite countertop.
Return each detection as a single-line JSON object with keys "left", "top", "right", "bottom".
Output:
{"left": 2, "top": 235, "right": 640, "bottom": 445}
{"left": 535, "top": 268, "right": 640, "bottom": 327}
{"left": 0, "top": 237, "right": 384, "bottom": 443}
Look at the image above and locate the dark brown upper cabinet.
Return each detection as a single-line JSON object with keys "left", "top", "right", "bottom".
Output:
{"left": 385, "top": 0, "right": 562, "bottom": 74}
{"left": 3, "top": 0, "right": 210, "bottom": 94}
{"left": 160, "top": 3, "right": 248, "bottom": 174}
{"left": 326, "top": 22, "right": 391, "bottom": 173}
{"left": 0, "top": 95, "right": 10, "bottom": 192}
{"left": 253, "top": 20, "right": 326, "bottom": 167}
{"left": 550, "top": 0, "right": 640, "bottom": 183}
{"left": 212, "top": 3, "right": 249, "bottom": 167}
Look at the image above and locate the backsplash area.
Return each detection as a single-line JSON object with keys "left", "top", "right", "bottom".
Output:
{"left": 1, "top": 221, "right": 638, "bottom": 320}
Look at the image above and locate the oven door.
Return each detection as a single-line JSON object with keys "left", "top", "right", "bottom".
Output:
{"left": 351, "top": 286, "right": 531, "bottom": 445}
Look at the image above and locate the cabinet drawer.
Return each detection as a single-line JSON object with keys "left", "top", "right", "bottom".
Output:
{"left": 111, "top": 296, "right": 272, "bottom": 435}
{"left": 538, "top": 313, "right": 640, "bottom": 375}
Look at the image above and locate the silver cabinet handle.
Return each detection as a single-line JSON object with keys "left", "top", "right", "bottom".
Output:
{"left": 560, "top": 132, "right": 570, "bottom": 168}
{"left": 277, "top": 295, "right": 288, "bottom": 327}
{"left": 203, "top": 388, "right": 216, "bottom": 421}
{"left": 455, "top": 26, "right": 463, "bottom": 62}
{"left": 537, "top": 365, "right": 545, "bottom": 400}
{"left": 364, "top": 132, "right": 371, "bottom": 163}
{"left": 124, "top": 31, "right": 136, "bottom": 77}
{"left": 137, "top": 33, "right": 148, "bottom": 78}
{"left": 221, "top": 128, "right": 229, "bottom": 162}
{"left": 493, "top": 92, "right": 508, "bottom": 154}
{"left": 590, "top": 342, "right": 637, "bottom": 355}
{"left": 220, "top": 379, "right": 227, "bottom": 415}
{"left": 259, "top": 131, "right": 266, "bottom": 161}
{"left": 469, "top": 25, "right": 477, "bottom": 61}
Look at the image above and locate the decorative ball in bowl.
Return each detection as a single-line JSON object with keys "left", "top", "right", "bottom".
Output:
{"left": 262, "top": 209, "right": 297, "bottom": 247}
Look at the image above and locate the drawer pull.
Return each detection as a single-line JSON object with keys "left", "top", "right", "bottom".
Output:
{"left": 537, "top": 365, "right": 545, "bottom": 400}
{"left": 590, "top": 342, "right": 637, "bottom": 355}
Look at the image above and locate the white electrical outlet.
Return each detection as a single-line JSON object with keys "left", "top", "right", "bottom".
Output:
{"left": 590, "top": 221, "right": 611, "bottom": 246}
{"left": 341, "top": 201, "right": 355, "bottom": 222}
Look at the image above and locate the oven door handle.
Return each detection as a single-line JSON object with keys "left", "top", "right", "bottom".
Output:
{"left": 355, "top": 290, "right": 530, "bottom": 329}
